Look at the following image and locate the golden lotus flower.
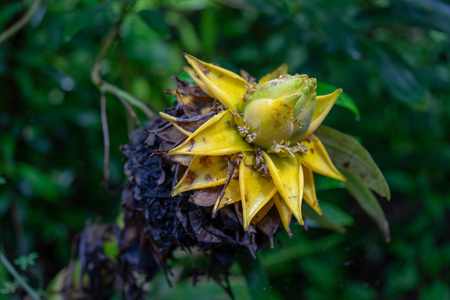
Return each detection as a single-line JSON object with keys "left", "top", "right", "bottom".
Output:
{"left": 161, "top": 53, "right": 349, "bottom": 235}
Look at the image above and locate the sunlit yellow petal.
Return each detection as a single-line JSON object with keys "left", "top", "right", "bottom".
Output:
{"left": 184, "top": 53, "right": 248, "bottom": 111}
{"left": 183, "top": 66, "right": 214, "bottom": 98}
{"left": 263, "top": 151, "right": 304, "bottom": 225}
{"left": 258, "top": 63, "right": 288, "bottom": 85}
{"left": 303, "top": 89, "right": 342, "bottom": 138}
{"left": 170, "top": 110, "right": 253, "bottom": 156}
{"left": 303, "top": 166, "right": 322, "bottom": 215}
{"left": 302, "top": 135, "right": 346, "bottom": 181}
{"left": 172, "top": 156, "right": 228, "bottom": 196}
{"left": 273, "top": 193, "right": 293, "bottom": 237}
{"left": 239, "top": 152, "right": 277, "bottom": 230}
{"left": 212, "top": 165, "right": 240, "bottom": 215}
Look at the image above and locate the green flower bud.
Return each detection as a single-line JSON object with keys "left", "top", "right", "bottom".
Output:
{"left": 242, "top": 75, "right": 317, "bottom": 150}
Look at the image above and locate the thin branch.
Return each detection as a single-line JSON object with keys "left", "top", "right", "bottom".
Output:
{"left": 11, "top": 194, "right": 27, "bottom": 255}
{"left": 90, "top": 21, "right": 121, "bottom": 88}
{"left": 100, "top": 89, "right": 110, "bottom": 188}
{"left": 103, "top": 82, "right": 154, "bottom": 119}
{"left": 111, "top": 88, "right": 141, "bottom": 127}
{"left": 0, "top": 0, "right": 42, "bottom": 45}
{"left": 0, "top": 251, "right": 41, "bottom": 300}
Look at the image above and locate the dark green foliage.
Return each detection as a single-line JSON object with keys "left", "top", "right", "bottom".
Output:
{"left": 0, "top": 0, "right": 449, "bottom": 299}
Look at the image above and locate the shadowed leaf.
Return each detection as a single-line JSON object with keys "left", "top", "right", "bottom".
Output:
{"left": 138, "top": 10, "right": 170, "bottom": 37}
{"left": 303, "top": 203, "right": 346, "bottom": 233}
{"left": 315, "top": 125, "right": 390, "bottom": 200}
{"left": 342, "top": 170, "right": 390, "bottom": 242}
{"left": 372, "top": 44, "right": 428, "bottom": 108}
{"left": 357, "top": 0, "right": 450, "bottom": 35}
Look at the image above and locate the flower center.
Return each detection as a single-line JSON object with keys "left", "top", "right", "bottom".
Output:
{"left": 235, "top": 75, "right": 317, "bottom": 156}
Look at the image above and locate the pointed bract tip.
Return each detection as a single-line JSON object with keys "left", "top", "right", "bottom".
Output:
{"left": 243, "top": 219, "right": 250, "bottom": 231}
{"left": 293, "top": 212, "right": 304, "bottom": 225}
{"left": 211, "top": 205, "right": 220, "bottom": 219}
{"left": 159, "top": 112, "right": 170, "bottom": 119}
{"left": 183, "top": 53, "right": 196, "bottom": 63}
{"left": 337, "top": 172, "right": 347, "bottom": 182}
{"left": 315, "top": 208, "right": 324, "bottom": 216}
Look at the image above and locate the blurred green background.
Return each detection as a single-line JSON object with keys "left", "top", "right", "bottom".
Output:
{"left": 1, "top": 0, "right": 449, "bottom": 299}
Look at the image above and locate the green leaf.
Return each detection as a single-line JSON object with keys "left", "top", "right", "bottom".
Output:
{"left": 0, "top": 281, "right": 18, "bottom": 295}
{"left": 317, "top": 82, "right": 360, "bottom": 119}
{"left": 0, "top": 177, "right": 5, "bottom": 185}
{"left": 16, "top": 163, "right": 61, "bottom": 201}
{"left": 115, "top": 212, "right": 125, "bottom": 230}
{"left": 236, "top": 253, "right": 283, "bottom": 300}
{"left": 320, "top": 11, "right": 360, "bottom": 60}
{"left": 103, "top": 238, "right": 119, "bottom": 263}
{"left": 321, "top": 201, "right": 354, "bottom": 227}
{"left": 177, "top": 16, "right": 201, "bottom": 54}
{"left": 303, "top": 202, "right": 348, "bottom": 233}
{"left": 342, "top": 170, "right": 390, "bottom": 242}
{"left": 371, "top": 44, "right": 428, "bottom": 108}
{"left": 200, "top": 9, "right": 218, "bottom": 54}
{"left": 63, "top": 3, "right": 111, "bottom": 42}
{"left": 420, "top": 280, "right": 450, "bottom": 300}
{"left": 220, "top": 0, "right": 281, "bottom": 15}
{"left": 138, "top": 10, "right": 170, "bottom": 37}
{"left": 261, "top": 233, "right": 344, "bottom": 272}
{"left": 167, "top": 0, "right": 211, "bottom": 11}
{"left": 315, "top": 125, "right": 390, "bottom": 200}
{"left": 13, "top": 252, "right": 39, "bottom": 271}
{"left": 357, "top": 0, "right": 450, "bottom": 35}
{"left": 0, "top": 2, "right": 21, "bottom": 29}
{"left": 314, "top": 175, "right": 343, "bottom": 191}
{"left": 178, "top": 70, "right": 194, "bottom": 84}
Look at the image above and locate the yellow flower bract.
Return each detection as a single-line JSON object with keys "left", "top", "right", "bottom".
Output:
{"left": 162, "top": 53, "right": 347, "bottom": 235}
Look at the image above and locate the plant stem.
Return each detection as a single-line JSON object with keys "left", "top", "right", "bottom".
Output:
{"left": 0, "top": 0, "right": 42, "bottom": 45}
{"left": 0, "top": 251, "right": 41, "bottom": 300}
{"left": 109, "top": 86, "right": 141, "bottom": 127}
{"left": 100, "top": 90, "right": 110, "bottom": 187}
{"left": 91, "top": 1, "right": 154, "bottom": 187}
{"left": 102, "top": 82, "right": 154, "bottom": 119}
